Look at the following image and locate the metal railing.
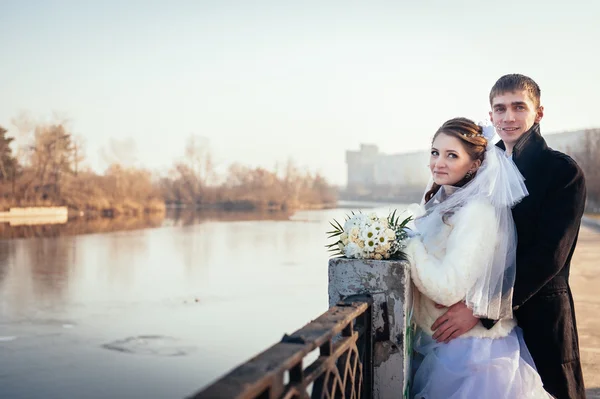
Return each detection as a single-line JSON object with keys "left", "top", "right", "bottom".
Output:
{"left": 190, "top": 294, "right": 374, "bottom": 399}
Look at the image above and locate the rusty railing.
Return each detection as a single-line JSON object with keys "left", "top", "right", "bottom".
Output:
{"left": 189, "top": 294, "right": 373, "bottom": 399}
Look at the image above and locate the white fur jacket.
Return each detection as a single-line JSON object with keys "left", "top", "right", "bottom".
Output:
{"left": 405, "top": 198, "right": 516, "bottom": 339}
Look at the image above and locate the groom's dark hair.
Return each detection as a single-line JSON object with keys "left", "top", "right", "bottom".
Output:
{"left": 489, "top": 74, "right": 541, "bottom": 108}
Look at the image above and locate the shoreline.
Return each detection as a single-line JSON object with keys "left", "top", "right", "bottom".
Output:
{"left": 0, "top": 204, "right": 340, "bottom": 240}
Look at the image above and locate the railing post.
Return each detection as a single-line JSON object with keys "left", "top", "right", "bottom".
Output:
{"left": 328, "top": 258, "right": 413, "bottom": 399}
{"left": 338, "top": 294, "right": 373, "bottom": 399}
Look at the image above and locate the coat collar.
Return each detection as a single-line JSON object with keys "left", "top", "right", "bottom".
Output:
{"left": 495, "top": 123, "right": 547, "bottom": 178}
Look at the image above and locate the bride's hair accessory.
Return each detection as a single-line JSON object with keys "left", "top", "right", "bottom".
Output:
{"left": 461, "top": 132, "right": 484, "bottom": 138}
{"left": 460, "top": 120, "right": 496, "bottom": 140}
{"left": 477, "top": 120, "right": 497, "bottom": 141}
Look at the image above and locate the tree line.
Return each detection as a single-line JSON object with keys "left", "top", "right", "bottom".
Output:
{"left": 0, "top": 121, "right": 337, "bottom": 217}
{"left": 571, "top": 128, "right": 600, "bottom": 213}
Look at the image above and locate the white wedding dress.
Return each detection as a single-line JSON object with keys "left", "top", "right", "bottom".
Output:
{"left": 405, "top": 198, "right": 552, "bottom": 399}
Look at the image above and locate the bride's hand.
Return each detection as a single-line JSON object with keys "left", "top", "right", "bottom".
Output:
{"left": 431, "top": 302, "right": 479, "bottom": 343}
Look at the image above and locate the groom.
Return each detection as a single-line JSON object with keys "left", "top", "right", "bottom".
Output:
{"left": 430, "top": 74, "right": 587, "bottom": 398}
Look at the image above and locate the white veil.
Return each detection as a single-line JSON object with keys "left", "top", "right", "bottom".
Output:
{"left": 413, "top": 122, "right": 528, "bottom": 320}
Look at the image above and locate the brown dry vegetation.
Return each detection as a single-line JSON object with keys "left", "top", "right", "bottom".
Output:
{"left": 0, "top": 122, "right": 336, "bottom": 217}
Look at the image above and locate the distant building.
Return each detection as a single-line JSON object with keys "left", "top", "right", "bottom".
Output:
{"left": 345, "top": 144, "right": 379, "bottom": 189}
{"left": 346, "top": 128, "right": 599, "bottom": 190}
{"left": 544, "top": 128, "right": 600, "bottom": 155}
{"left": 345, "top": 144, "right": 430, "bottom": 190}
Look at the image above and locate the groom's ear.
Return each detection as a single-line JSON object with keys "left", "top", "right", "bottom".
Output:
{"left": 488, "top": 110, "right": 494, "bottom": 124}
{"left": 535, "top": 106, "right": 544, "bottom": 123}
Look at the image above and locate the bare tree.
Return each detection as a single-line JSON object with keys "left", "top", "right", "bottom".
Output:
{"left": 10, "top": 110, "right": 36, "bottom": 166}
{"left": 0, "top": 126, "right": 16, "bottom": 181}
{"left": 571, "top": 129, "right": 600, "bottom": 209}
{"left": 72, "top": 135, "right": 86, "bottom": 176}
{"left": 184, "top": 134, "right": 215, "bottom": 186}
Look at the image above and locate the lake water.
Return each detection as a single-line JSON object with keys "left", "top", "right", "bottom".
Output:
{"left": 0, "top": 202, "right": 409, "bottom": 399}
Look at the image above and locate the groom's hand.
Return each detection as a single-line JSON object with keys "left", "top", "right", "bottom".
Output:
{"left": 431, "top": 302, "right": 479, "bottom": 343}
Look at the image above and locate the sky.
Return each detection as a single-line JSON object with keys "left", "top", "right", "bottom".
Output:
{"left": 1, "top": 0, "right": 599, "bottom": 185}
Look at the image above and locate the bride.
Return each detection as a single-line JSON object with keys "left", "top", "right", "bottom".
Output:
{"left": 405, "top": 117, "right": 551, "bottom": 398}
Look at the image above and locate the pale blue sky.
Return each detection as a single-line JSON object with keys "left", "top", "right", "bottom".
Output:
{"left": 1, "top": 0, "right": 598, "bottom": 185}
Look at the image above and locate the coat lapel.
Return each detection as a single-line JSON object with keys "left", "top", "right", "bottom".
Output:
{"left": 496, "top": 124, "right": 547, "bottom": 181}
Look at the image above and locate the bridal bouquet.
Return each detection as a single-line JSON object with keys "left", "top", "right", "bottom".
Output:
{"left": 326, "top": 210, "right": 412, "bottom": 260}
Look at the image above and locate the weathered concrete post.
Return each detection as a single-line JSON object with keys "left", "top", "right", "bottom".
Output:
{"left": 328, "top": 258, "right": 413, "bottom": 399}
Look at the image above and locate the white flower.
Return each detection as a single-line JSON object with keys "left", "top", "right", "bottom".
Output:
{"left": 344, "top": 242, "right": 361, "bottom": 258}
{"left": 338, "top": 241, "right": 345, "bottom": 252}
{"left": 361, "top": 226, "right": 378, "bottom": 242}
{"left": 478, "top": 119, "right": 496, "bottom": 141}
{"left": 340, "top": 232, "right": 349, "bottom": 244}
{"left": 364, "top": 237, "right": 377, "bottom": 252}
{"left": 371, "top": 221, "right": 385, "bottom": 233}
{"left": 344, "top": 214, "right": 368, "bottom": 232}
{"left": 376, "top": 234, "right": 388, "bottom": 247}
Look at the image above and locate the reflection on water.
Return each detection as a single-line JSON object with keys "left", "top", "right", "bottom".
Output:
{"left": 166, "top": 208, "right": 293, "bottom": 226}
{"left": 0, "top": 214, "right": 164, "bottom": 239}
{"left": 0, "top": 209, "right": 294, "bottom": 240}
{"left": 0, "top": 202, "right": 405, "bottom": 399}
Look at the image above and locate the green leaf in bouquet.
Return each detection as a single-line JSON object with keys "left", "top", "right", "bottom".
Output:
{"left": 389, "top": 209, "right": 397, "bottom": 224}
{"left": 398, "top": 216, "right": 412, "bottom": 229}
{"left": 390, "top": 249, "right": 409, "bottom": 262}
{"left": 329, "top": 251, "right": 344, "bottom": 258}
{"left": 328, "top": 221, "right": 341, "bottom": 231}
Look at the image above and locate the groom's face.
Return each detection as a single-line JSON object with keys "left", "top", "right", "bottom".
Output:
{"left": 489, "top": 90, "right": 544, "bottom": 148}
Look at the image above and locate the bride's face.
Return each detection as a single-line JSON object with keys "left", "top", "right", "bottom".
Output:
{"left": 430, "top": 133, "right": 481, "bottom": 186}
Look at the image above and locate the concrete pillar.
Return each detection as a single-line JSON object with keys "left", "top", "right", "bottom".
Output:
{"left": 328, "top": 258, "right": 413, "bottom": 399}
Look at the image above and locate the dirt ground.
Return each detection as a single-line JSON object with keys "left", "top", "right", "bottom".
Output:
{"left": 569, "top": 222, "right": 600, "bottom": 398}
